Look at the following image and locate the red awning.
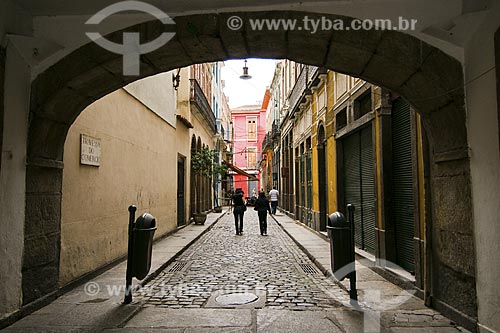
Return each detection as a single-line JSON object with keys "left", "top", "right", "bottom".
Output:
{"left": 224, "top": 161, "right": 258, "bottom": 181}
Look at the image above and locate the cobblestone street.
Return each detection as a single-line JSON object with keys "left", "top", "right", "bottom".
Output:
{"left": 4, "top": 209, "right": 469, "bottom": 332}
{"left": 138, "top": 210, "right": 350, "bottom": 310}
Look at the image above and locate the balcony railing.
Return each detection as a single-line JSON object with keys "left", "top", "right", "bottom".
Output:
{"left": 271, "top": 120, "right": 281, "bottom": 140}
{"left": 262, "top": 132, "right": 272, "bottom": 151}
{"left": 262, "top": 120, "right": 281, "bottom": 151}
{"left": 216, "top": 119, "right": 225, "bottom": 138}
{"left": 288, "top": 67, "right": 308, "bottom": 114}
{"left": 288, "top": 66, "right": 320, "bottom": 115}
{"left": 190, "top": 79, "right": 216, "bottom": 133}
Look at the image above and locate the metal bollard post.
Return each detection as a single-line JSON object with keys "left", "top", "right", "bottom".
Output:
{"left": 124, "top": 205, "right": 136, "bottom": 304}
{"left": 347, "top": 204, "right": 358, "bottom": 305}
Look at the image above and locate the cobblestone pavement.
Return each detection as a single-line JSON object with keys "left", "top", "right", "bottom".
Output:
{"left": 137, "top": 210, "right": 351, "bottom": 310}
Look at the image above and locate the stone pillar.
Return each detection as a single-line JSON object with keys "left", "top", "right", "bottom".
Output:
{"left": 375, "top": 89, "right": 396, "bottom": 264}
{"left": 0, "top": 48, "right": 4, "bottom": 172}
{"left": 22, "top": 159, "right": 63, "bottom": 304}
{"left": 0, "top": 44, "right": 30, "bottom": 318}
{"left": 424, "top": 106, "right": 477, "bottom": 329}
{"left": 466, "top": 18, "right": 500, "bottom": 333}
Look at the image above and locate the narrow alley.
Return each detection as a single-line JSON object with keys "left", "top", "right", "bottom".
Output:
{"left": 137, "top": 209, "right": 348, "bottom": 310}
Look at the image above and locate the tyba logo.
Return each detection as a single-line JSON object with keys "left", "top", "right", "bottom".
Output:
{"left": 86, "top": 1, "right": 175, "bottom": 76}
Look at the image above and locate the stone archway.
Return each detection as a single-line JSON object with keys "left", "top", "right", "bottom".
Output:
{"left": 24, "top": 11, "right": 475, "bottom": 326}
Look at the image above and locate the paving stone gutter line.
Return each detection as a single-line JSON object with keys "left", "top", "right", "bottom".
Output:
{"left": 270, "top": 211, "right": 406, "bottom": 294}
{"left": 270, "top": 211, "right": 425, "bottom": 296}
{"left": 136, "top": 209, "right": 229, "bottom": 290}
{"left": 270, "top": 212, "right": 334, "bottom": 278}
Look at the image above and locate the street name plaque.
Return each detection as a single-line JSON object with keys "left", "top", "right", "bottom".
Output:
{"left": 80, "top": 134, "right": 101, "bottom": 166}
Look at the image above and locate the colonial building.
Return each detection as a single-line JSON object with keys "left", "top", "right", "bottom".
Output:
{"left": 261, "top": 61, "right": 284, "bottom": 194}
{"left": 265, "top": 61, "right": 431, "bottom": 315}
{"left": 177, "top": 63, "right": 231, "bottom": 218}
{"left": 231, "top": 91, "right": 269, "bottom": 195}
{"left": 211, "top": 62, "right": 232, "bottom": 206}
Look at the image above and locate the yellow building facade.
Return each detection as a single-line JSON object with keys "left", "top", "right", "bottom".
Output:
{"left": 267, "top": 62, "right": 429, "bottom": 292}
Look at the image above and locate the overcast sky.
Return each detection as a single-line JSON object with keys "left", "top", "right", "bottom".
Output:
{"left": 221, "top": 58, "right": 277, "bottom": 109}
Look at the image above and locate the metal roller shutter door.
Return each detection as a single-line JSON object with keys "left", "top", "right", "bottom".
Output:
{"left": 360, "top": 127, "right": 376, "bottom": 254}
{"left": 343, "top": 133, "right": 363, "bottom": 249}
{"left": 343, "top": 126, "right": 376, "bottom": 254}
{"left": 392, "top": 98, "right": 415, "bottom": 273}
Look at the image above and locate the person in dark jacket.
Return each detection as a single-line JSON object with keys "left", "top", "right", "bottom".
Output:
{"left": 254, "top": 191, "right": 272, "bottom": 236}
{"left": 232, "top": 188, "right": 246, "bottom": 235}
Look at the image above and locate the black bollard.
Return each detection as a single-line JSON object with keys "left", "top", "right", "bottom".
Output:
{"left": 124, "top": 205, "right": 136, "bottom": 304}
{"left": 347, "top": 204, "right": 358, "bottom": 305}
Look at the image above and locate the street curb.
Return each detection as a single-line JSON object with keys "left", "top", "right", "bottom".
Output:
{"left": 0, "top": 209, "right": 229, "bottom": 330}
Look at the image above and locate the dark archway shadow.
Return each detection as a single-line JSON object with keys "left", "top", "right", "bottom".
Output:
{"left": 24, "top": 11, "right": 475, "bottom": 329}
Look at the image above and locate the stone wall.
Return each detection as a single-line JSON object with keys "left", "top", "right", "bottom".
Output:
{"left": 0, "top": 47, "right": 4, "bottom": 170}
{"left": 23, "top": 163, "right": 62, "bottom": 304}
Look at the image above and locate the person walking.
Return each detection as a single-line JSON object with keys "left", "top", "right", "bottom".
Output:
{"left": 269, "top": 186, "right": 279, "bottom": 215}
{"left": 232, "top": 188, "right": 246, "bottom": 235}
{"left": 254, "top": 191, "right": 271, "bottom": 235}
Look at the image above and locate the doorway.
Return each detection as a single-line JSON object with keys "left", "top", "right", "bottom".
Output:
{"left": 177, "top": 155, "right": 186, "bottom": 227}
{"left": 342, "top": 125, "right": 376, "bottom": 254}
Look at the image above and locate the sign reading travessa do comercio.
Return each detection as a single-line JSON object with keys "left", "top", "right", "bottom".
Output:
{"left": 80, "top": 134, "right": 101, "bottom": 166}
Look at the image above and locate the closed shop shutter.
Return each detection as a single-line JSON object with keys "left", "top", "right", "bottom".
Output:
{"left": 392, "top": 98, "right": 415, "bottom": 273}
{"left": 301, "top": 154, "right": 306, "bottom": 221}
{"left": 343, "top": 133, "right": 363, "bottom": 248}
{"left": 306, "top": 151, "right": 313, "bottom": 224}
{"left": 360, "top": 127, "right": 376, "bottom": 254}
{"left": 295, "top": 157, "right": 299, "bottom": 214}
{"left": 343, "top": 125, "right": 376, "bottom": 254}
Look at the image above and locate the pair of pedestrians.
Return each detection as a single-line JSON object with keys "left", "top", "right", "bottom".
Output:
{"left": 232, "top": 189, "right": 273, "bottom": 236}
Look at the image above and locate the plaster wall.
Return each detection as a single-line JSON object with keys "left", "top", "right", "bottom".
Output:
{"left": 124, "top": 72, "right": 177, "bottom": 127}
{"left": 465, "top": 3, "right": 500, "bottom": 332}
{"left": 60, "top": 77, "right": 183, "bottom": 285}
{"left": 190, "top": 111, "right": 215, "bottom": 150}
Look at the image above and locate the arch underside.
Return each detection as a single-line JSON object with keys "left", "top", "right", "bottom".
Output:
{"left": 24, "top": 11, "right": 476, "bottom": 326}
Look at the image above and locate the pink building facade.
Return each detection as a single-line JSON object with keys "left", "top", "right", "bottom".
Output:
{"left": 231, "top": 90, "right": 270, "bottom": 196}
